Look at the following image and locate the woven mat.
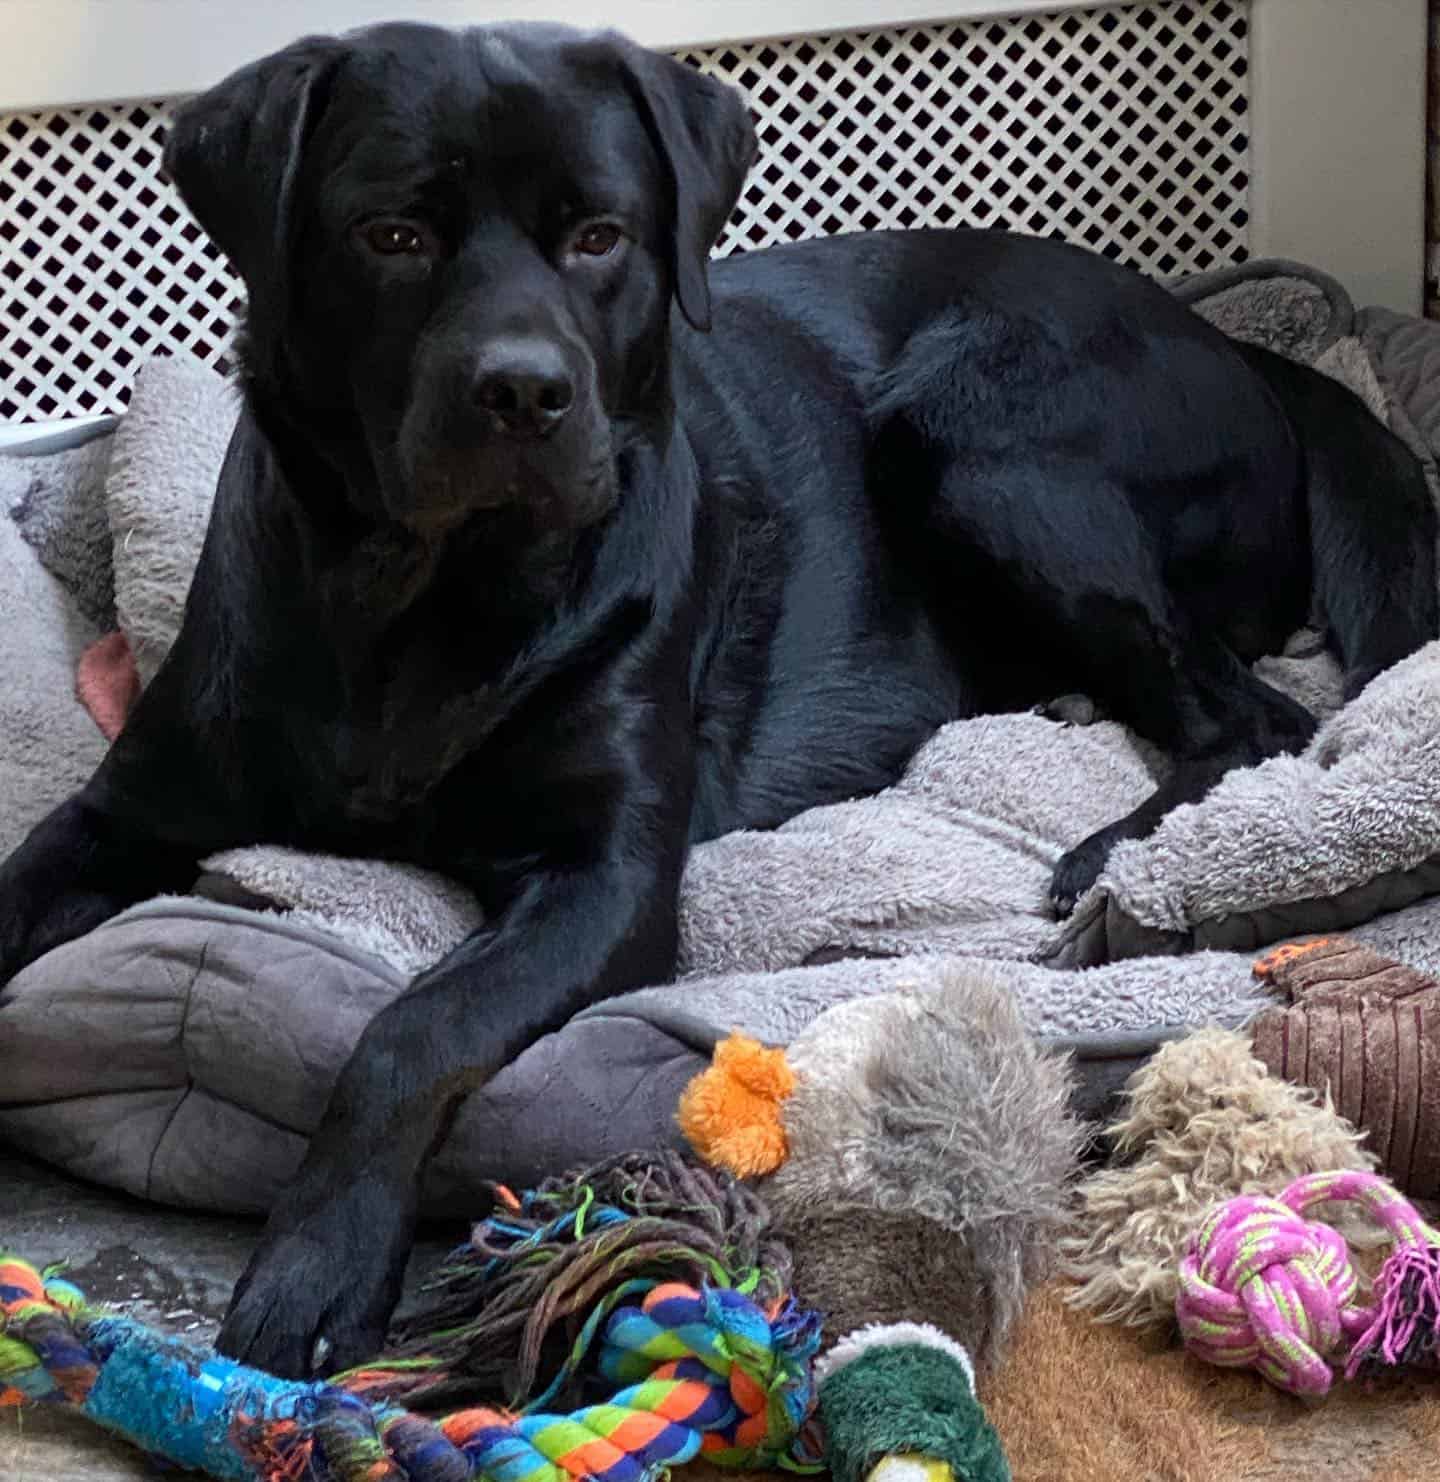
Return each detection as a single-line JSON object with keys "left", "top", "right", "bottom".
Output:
{"left": 982, "top": 1283, "right": 1440, "bottom": 1482}
{"left": 684, "top": 1281, "right": 1440, "bottom": 1482}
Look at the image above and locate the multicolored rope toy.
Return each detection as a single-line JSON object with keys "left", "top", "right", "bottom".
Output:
{"left": 1176, "top": 1169, "right": 1440, "bottom": 1397}
{"left": 0, "top": 1155, "right": 824, "bottom": 1482}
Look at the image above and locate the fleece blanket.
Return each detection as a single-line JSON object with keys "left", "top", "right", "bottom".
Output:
{"left": 5, "top": 258, "right": 1440, "bottom": 1213}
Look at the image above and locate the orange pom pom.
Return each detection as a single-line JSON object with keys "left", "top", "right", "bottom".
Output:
{"left": 677, "top": 1033, "right": 796, "bottom": 1178}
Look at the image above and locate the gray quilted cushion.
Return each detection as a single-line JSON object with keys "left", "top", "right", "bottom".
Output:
{"left": 0, "top": 899, "right": 701, "bottom": 1214}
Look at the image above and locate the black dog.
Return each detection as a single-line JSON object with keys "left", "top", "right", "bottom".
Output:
{"left": 1, "top": 21, "right": 1434, "bottom": 1376}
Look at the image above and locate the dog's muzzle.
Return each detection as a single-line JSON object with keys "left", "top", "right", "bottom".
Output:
{"left": 392, "top": 333, "right": 613, "bottom": 531}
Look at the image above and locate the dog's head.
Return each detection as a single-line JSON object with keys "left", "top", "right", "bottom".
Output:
{"left": 165, "top": 23, "right": 756, "bottom": 532}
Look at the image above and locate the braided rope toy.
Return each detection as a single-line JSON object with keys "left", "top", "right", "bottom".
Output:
{"left": 1176, "top": 1169, "right": 1440, "bottom": 1397}
{"left": 0, "top": 1158, "right": 824, "bottom": 1482}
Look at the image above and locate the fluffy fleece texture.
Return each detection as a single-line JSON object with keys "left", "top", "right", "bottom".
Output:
{"left": 677, "top": 713, "right": 1157, "bottom": 974}
{"left": 104, "top": 352, "right": 237, "bottom": 684}
{"left": 1251, "top": 627, "right": 1346, "bottom": 721}
{"left": 0, "top": 485, "right": 107, "bottom": 857}
{"left": 4, "top": 432, "right": 117, "bottom": 627}
{"left": 1060, "top": 1026, "right": 1376, "bottom": 1329}
{"left": 1349, "top": 891, "right": 1440, "bottom": 976}
{"left": 616, "top": 947, "right": 1267, "bottom": 1066}
{"left": 199, "top": 845, "right": 484, "bottom": 978}
{"left": 1090, "top": 643, "right": 1440, "bottom": 940}
{"left": 762, "top": 962, "right": 1085, "bottom": 1372}
{"left": 1169, "top": 258, "right": 1352, "bottom": 362}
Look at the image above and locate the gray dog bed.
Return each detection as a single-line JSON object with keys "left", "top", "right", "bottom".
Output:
{"left": 5, "top": 258, "right": 1440, "bottom": 1215}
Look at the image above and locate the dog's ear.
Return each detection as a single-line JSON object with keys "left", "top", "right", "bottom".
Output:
{"left": 164, "top": 37, "right": 347, "bottom": 328}
{"left": 614, "top": 41, "right": 757, "bottom": 332}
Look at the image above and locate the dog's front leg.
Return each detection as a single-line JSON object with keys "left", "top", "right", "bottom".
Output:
{"left": 0, "top": 794, "right": 196, "bottom": 978}
{"left": 215, "top": 844, "right": 684, "bottom": 1378}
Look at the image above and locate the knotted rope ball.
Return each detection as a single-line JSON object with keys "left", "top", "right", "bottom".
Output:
{"left": 1176, "top": 1169, "right": 1440, "bottom": 1397}
{"left": 0, "top": 1155, "right": 824, "bottom": 1482}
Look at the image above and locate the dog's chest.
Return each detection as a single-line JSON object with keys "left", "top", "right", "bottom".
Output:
{"left": 322, "top": 687, "right": 496, "bottom": 826}
{"left": 295, "top": 541, "right": 513, "bottom": 826}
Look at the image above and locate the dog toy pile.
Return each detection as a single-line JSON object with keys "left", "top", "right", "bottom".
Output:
{"left": 1061, "top": 1023, "right": 1377, "bottom": 1329}
{"left": 1176, "top": 1169, "right": 1440, "bottom": 1397}
{"left": 680, "top": 963, "right": 1086, "bottom": 1482}
{"left": 0, "top": 1155, "right": 824, "bottom": 1482}
{"left": 1064, "top": 936, "right": 1440, "bottom": 1339}
{"left": 1, "top": 968, "right": 1082, "bottom": 1482}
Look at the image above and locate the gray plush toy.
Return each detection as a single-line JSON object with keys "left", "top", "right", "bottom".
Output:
{"left": 679, "top": 960, "right": 1085, "bottom": 1482}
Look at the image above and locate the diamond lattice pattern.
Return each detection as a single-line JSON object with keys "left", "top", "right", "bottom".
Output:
{"left": 0, "top": 0, "right": 1248, "bottom": 425}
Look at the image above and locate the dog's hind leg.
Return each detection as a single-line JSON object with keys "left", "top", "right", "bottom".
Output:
{"left": 1044, "top": 641, "right": 1320, "bottom": 914}
{"left": 909, "top": 455, "right": 1317, "bottom": 913}
{"left": 1045, "top": 356, "right": 1439, "bottom": 909}
{"left": 1239, "top": 343, "right": 1439, "bottom": 699}
{"left": 1045, "top": 630, "right": 1318, "bottom": 915}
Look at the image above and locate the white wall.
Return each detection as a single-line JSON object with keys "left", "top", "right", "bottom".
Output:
{"left": 0, "top": 0, "right": 1124, "bottom": 110}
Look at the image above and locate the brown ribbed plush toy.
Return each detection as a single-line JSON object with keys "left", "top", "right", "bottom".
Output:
{"left": 1251, "top": 936, "right": 1440, "bottom": 1197}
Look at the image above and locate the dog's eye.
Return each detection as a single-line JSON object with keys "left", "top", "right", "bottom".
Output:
{"left": 572, "top": 222, "right": 622, "bottom": 258}
{"left": 362, "top": 220, "right": 427, "bottom": 256}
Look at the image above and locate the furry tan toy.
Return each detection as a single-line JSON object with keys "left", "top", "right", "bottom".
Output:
{"left": 678, "top": 961, "right": 1085, "bottom": 1482}
{"left": 1061, "top": 1024, "right": 1376, "bottom": 1329}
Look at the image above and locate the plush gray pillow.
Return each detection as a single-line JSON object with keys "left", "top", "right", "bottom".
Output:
{"left": 105, "top": 354, "right": 237, "bottom": 684}
{"left": 2, "top": 433, "right": 116, "bottom": 628}
{"left": 0, "top": 494, "right": 106, "bottom": 857}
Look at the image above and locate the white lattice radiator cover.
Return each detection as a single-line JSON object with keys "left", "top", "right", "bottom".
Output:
{"left": 0, "top": 0, "right": 1250, "bottom": 427}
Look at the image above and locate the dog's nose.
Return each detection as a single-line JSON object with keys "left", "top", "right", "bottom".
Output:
{"left": 473, "top": 338, "right": 575, "bottom": 438}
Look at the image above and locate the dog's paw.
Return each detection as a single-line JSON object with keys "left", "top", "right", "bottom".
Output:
{"left": 216, "top": 1186, "right": 412, "bottom": 1378}
{"left": 1035, "top": 693, "right": 1101, "bottom": 727}
{"left": 1257, "top": 685, "right": 1319, "bottom": 754}
{"left": 1048, "top": 836, "right": 1111, "bottom": 919}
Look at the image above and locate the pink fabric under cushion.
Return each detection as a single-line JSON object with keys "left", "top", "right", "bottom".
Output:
{"left": 76, "top": 630, "right": 140, "bottom": 742}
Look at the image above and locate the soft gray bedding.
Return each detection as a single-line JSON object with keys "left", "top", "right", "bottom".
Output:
{"left": 5, "top": 257, "right": 1440, "bottom": 1213}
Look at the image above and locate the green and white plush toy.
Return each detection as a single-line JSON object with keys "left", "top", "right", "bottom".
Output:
{"left": 679, "top": 961, "right": 1085, "bottom": 1482}
{"left": 816, "top": 1321, "right": 1003, "bottom": 1482}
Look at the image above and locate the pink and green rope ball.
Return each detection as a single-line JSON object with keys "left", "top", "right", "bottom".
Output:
{"left": 1176, "top": 1169, "right": 1440, "bottom": 1397}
